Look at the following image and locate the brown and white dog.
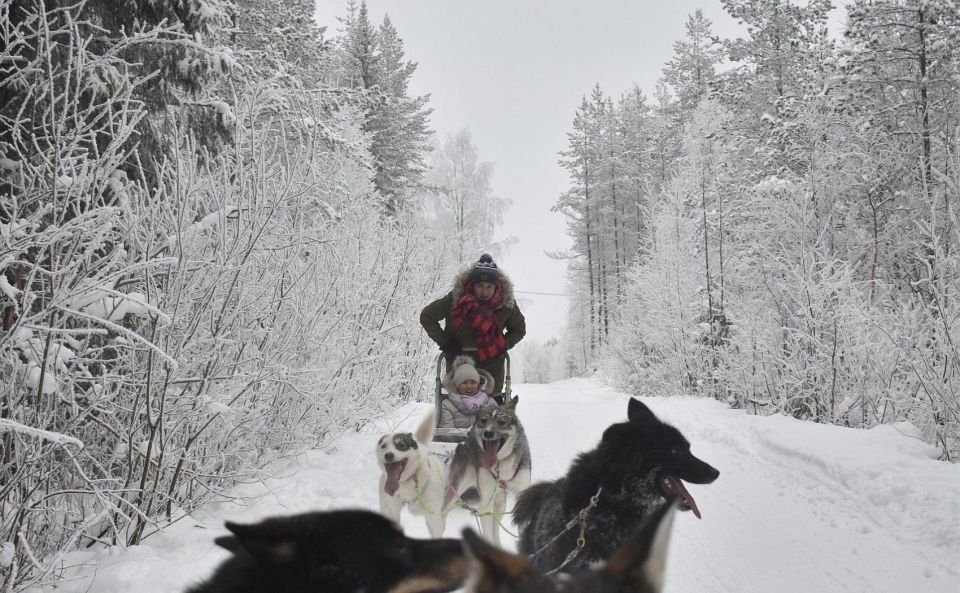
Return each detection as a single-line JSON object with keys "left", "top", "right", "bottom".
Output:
{"left": 376, "top": 410, "right": 448, "bottom": 537}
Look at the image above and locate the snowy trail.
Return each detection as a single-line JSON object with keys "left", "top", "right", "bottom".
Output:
{"left": 518, "top": 380, "right": 958, "bottom": 593}
{"left": 41, "top": 379, "right": 959, "bottom": 593}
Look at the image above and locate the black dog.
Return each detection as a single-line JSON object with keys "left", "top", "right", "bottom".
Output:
{"left": 187, "top": 509, "right": 468, "bottom": 593}
{"left": 513, "top": 398, "right": 719, "bottom": 574}
{"left": 463, "top": 499, "right": 678, "bottom": 593}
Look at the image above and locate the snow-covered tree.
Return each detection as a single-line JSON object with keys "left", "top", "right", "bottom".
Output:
{"left": 617, "top": 85, "right": 655, "bottom": 256}
{"left": 839, "top": 0, "right": 959, "bottom": 277}
{"left": 662, "top": 9, "right": 724, "bottom": 125}
{"left": 716, "top": 0, "right": 834, "bottom": 179}
{"left": 227, "top": 0, "right": 330, "bottom": 87}
{"left": 513, "top": 338, "right": 564, "bottom": 384}
{"left": 423, "top": 129, "right": 510, "bottom": 265}
{"left": 337, "top": 2, "right": 433, "bottom": 215}
{"left": 0, "top": 2, "right": 452, "bottom": 590}
{"left": 557, "top": 0, "right": 958, "bottom": 459}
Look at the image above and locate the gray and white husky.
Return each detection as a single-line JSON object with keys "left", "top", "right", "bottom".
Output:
{"left": 446, "top": 396, "right": 532, "bottom": 545}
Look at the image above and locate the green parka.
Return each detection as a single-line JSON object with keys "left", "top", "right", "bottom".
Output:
{"left": 419, "top": 265, "right": 526, "bottom": 362}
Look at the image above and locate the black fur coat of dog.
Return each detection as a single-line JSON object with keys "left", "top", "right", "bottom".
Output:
{"left": 513, "top": 398, "right": 719, "bottom": 574}
{"left": 187, "top": 509, "right": 467, "bottom": 593}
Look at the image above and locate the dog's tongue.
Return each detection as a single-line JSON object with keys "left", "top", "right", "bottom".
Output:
{"left": 482, "top": 440, "right": 499, "bottom": 468}
{"left": 663, "top": 476, "right": 702, "bottom": 519}
{"left": 384, "top": 461, "right": 405, "bottom": 496}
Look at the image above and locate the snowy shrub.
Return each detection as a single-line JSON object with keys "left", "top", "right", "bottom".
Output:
{"left": 608, "top": 155, "right": 958, "bottom": 460}
{"left": 609, "top": 192, "right": 715, "bottom": 397}
{"left": 0, "top": 5, "right": 442, "bottom": 591}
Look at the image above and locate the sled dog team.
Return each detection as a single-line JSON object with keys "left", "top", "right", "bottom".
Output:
{"left": 189, "top": 396, "right": 720, "bottom": 593}
{"left": 189, "top": 255, "right": 718, "bottom": 592}
{"left": 378, "top": 395, "right": 531, "bottom": 545}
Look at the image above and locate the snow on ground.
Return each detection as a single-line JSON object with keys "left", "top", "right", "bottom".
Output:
{"left": 38, "top": 378, "right": 959, "bottom": 593}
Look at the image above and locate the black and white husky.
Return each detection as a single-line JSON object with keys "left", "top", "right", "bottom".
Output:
{"left": 446, "top": 397, "right": 532, "bottom": 545}
{"left": 376, "top": 410, "right": 448, "bottom": 537}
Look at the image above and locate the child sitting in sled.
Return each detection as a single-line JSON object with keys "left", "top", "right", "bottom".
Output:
{"left": 439, "top": 355, "right": 496, "bottom": 429}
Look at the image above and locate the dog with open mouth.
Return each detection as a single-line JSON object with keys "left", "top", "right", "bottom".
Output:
{"left": 446, "top": 396, "right": 532, "bottom": 546}
{"left": 376, "top": 410, "right": 448, "bottom": 537}
{"left": 513, "top": 397, "right": 718, "bottom": 574}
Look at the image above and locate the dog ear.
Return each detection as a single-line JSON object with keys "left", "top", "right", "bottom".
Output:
{"left": 214, "top": 534, "right": 243, "bottom": 554}
{"left": 627, "top": 398, "right": 656, "bottom": 424}
{"left": 415, "top": 410, "right": 436, "bottom": 444}
{"left": 222, "top": 520, "right": 303, "bottom": 564}
{"left": 600, "top": 498, "right": 676, "bottom": 593}
{"left": 461, "top": 528, "right": 532, "bottom": 586}
{"left": 503, "top": 396, "right": 519, "bottom": 411}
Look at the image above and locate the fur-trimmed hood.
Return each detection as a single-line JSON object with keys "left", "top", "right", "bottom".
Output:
{"left": 443, "top": 355, "right": 497, "bottom": 395}
{"left": 449, "top": 263, "right": 517, "bottom": 310}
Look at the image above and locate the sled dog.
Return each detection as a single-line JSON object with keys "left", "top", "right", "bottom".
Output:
{"left": 376, "top": 410, "right": 448, "bottom": 537}
{"left": 187, "top": 509, "right": 467, "bottom": 593}
{"left": 446, "top": 396, "right": 532, "bottom": 545}
{"left": 462, "top": 498, "right": 678, "bottom": 593}
{"left": 513, "top": 397, "right": 719, "bottom": 574}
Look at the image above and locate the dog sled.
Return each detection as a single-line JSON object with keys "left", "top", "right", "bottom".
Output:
{"left": 433, "top": 352, "right": 511, "bottom": 443}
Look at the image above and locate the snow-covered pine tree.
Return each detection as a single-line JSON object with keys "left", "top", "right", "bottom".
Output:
{"left": 716, "top": 0, "right": 833, "bottom": 180}
{"left": 648, "top": 80, "right": 682, "bottom": 198}
{"left": 662, "top": 9, "right": 724, "bottom": 127}
{"left": 555, "top": 97, "right": 601, "bottom": 357}
{"left": 336, "top": 2, "right": 433, "bottom": 215}
{"left": 659, "top": 12, "right": 730, "bottom": 377}
{"left": 587, "top": 86, "right": 615, "bottom": 341}
{"left": 616, "top": 85, "right": 655, "bottom": 258}
{"left": 227, "top": 0, "right": 330, "bottom": 88}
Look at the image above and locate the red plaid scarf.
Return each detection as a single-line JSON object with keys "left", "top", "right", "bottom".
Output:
{"left": 450, "top": 281, "right": 506, "bottom": 361}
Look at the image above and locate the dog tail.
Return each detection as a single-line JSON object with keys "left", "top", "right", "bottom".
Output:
{"left": 512, "top": 482, "right": 554, "bottom": 528}
{"left": 415, "top": 409, "right": 436, "bottom": 444}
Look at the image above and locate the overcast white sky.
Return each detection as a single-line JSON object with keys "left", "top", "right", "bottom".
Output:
{"left": 312, "top": 1, "right": 843, "bottom": 342}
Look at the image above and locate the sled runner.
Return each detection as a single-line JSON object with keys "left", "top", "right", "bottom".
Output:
{"left": 432, "top": 352, "right": 511, "bottom": 443}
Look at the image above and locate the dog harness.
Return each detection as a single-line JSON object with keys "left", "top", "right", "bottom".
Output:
{"left": 528, "top": 486, "right": 604, "bottom": 575}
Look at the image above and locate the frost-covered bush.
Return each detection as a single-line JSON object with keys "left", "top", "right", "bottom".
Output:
{"left": 0, "top": 5, "right": 441, "bottom": 592}
{"left": 1, "top": 7, "right": 172, "bottom": 588}
{"left": 609, "top": 168, "right": 959, "bottom": 460}
{"left": 564, "top": 1, "right": 958, "bottom": 460}
{"left": 609, "top": 179, "right": 730, "bottom": 398}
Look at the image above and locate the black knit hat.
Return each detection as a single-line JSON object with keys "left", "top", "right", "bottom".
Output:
{"left": 470, "top": 253, "right": 499, "bottom": 284}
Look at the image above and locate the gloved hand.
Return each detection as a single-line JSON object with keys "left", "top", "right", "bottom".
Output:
{"left": 440, "top": 340, "right": 462, "bottom": 358}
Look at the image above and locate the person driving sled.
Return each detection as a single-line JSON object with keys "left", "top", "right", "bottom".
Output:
{"left": 420, "top": 254, "right": 526, "bottom": 404}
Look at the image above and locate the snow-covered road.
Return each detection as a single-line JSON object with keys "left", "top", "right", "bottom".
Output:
{"left": 521, "top": 379, "right": 958, "bottom": 593}
{"left": 41, "top": 378, "right": 959, "bottom": 593}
